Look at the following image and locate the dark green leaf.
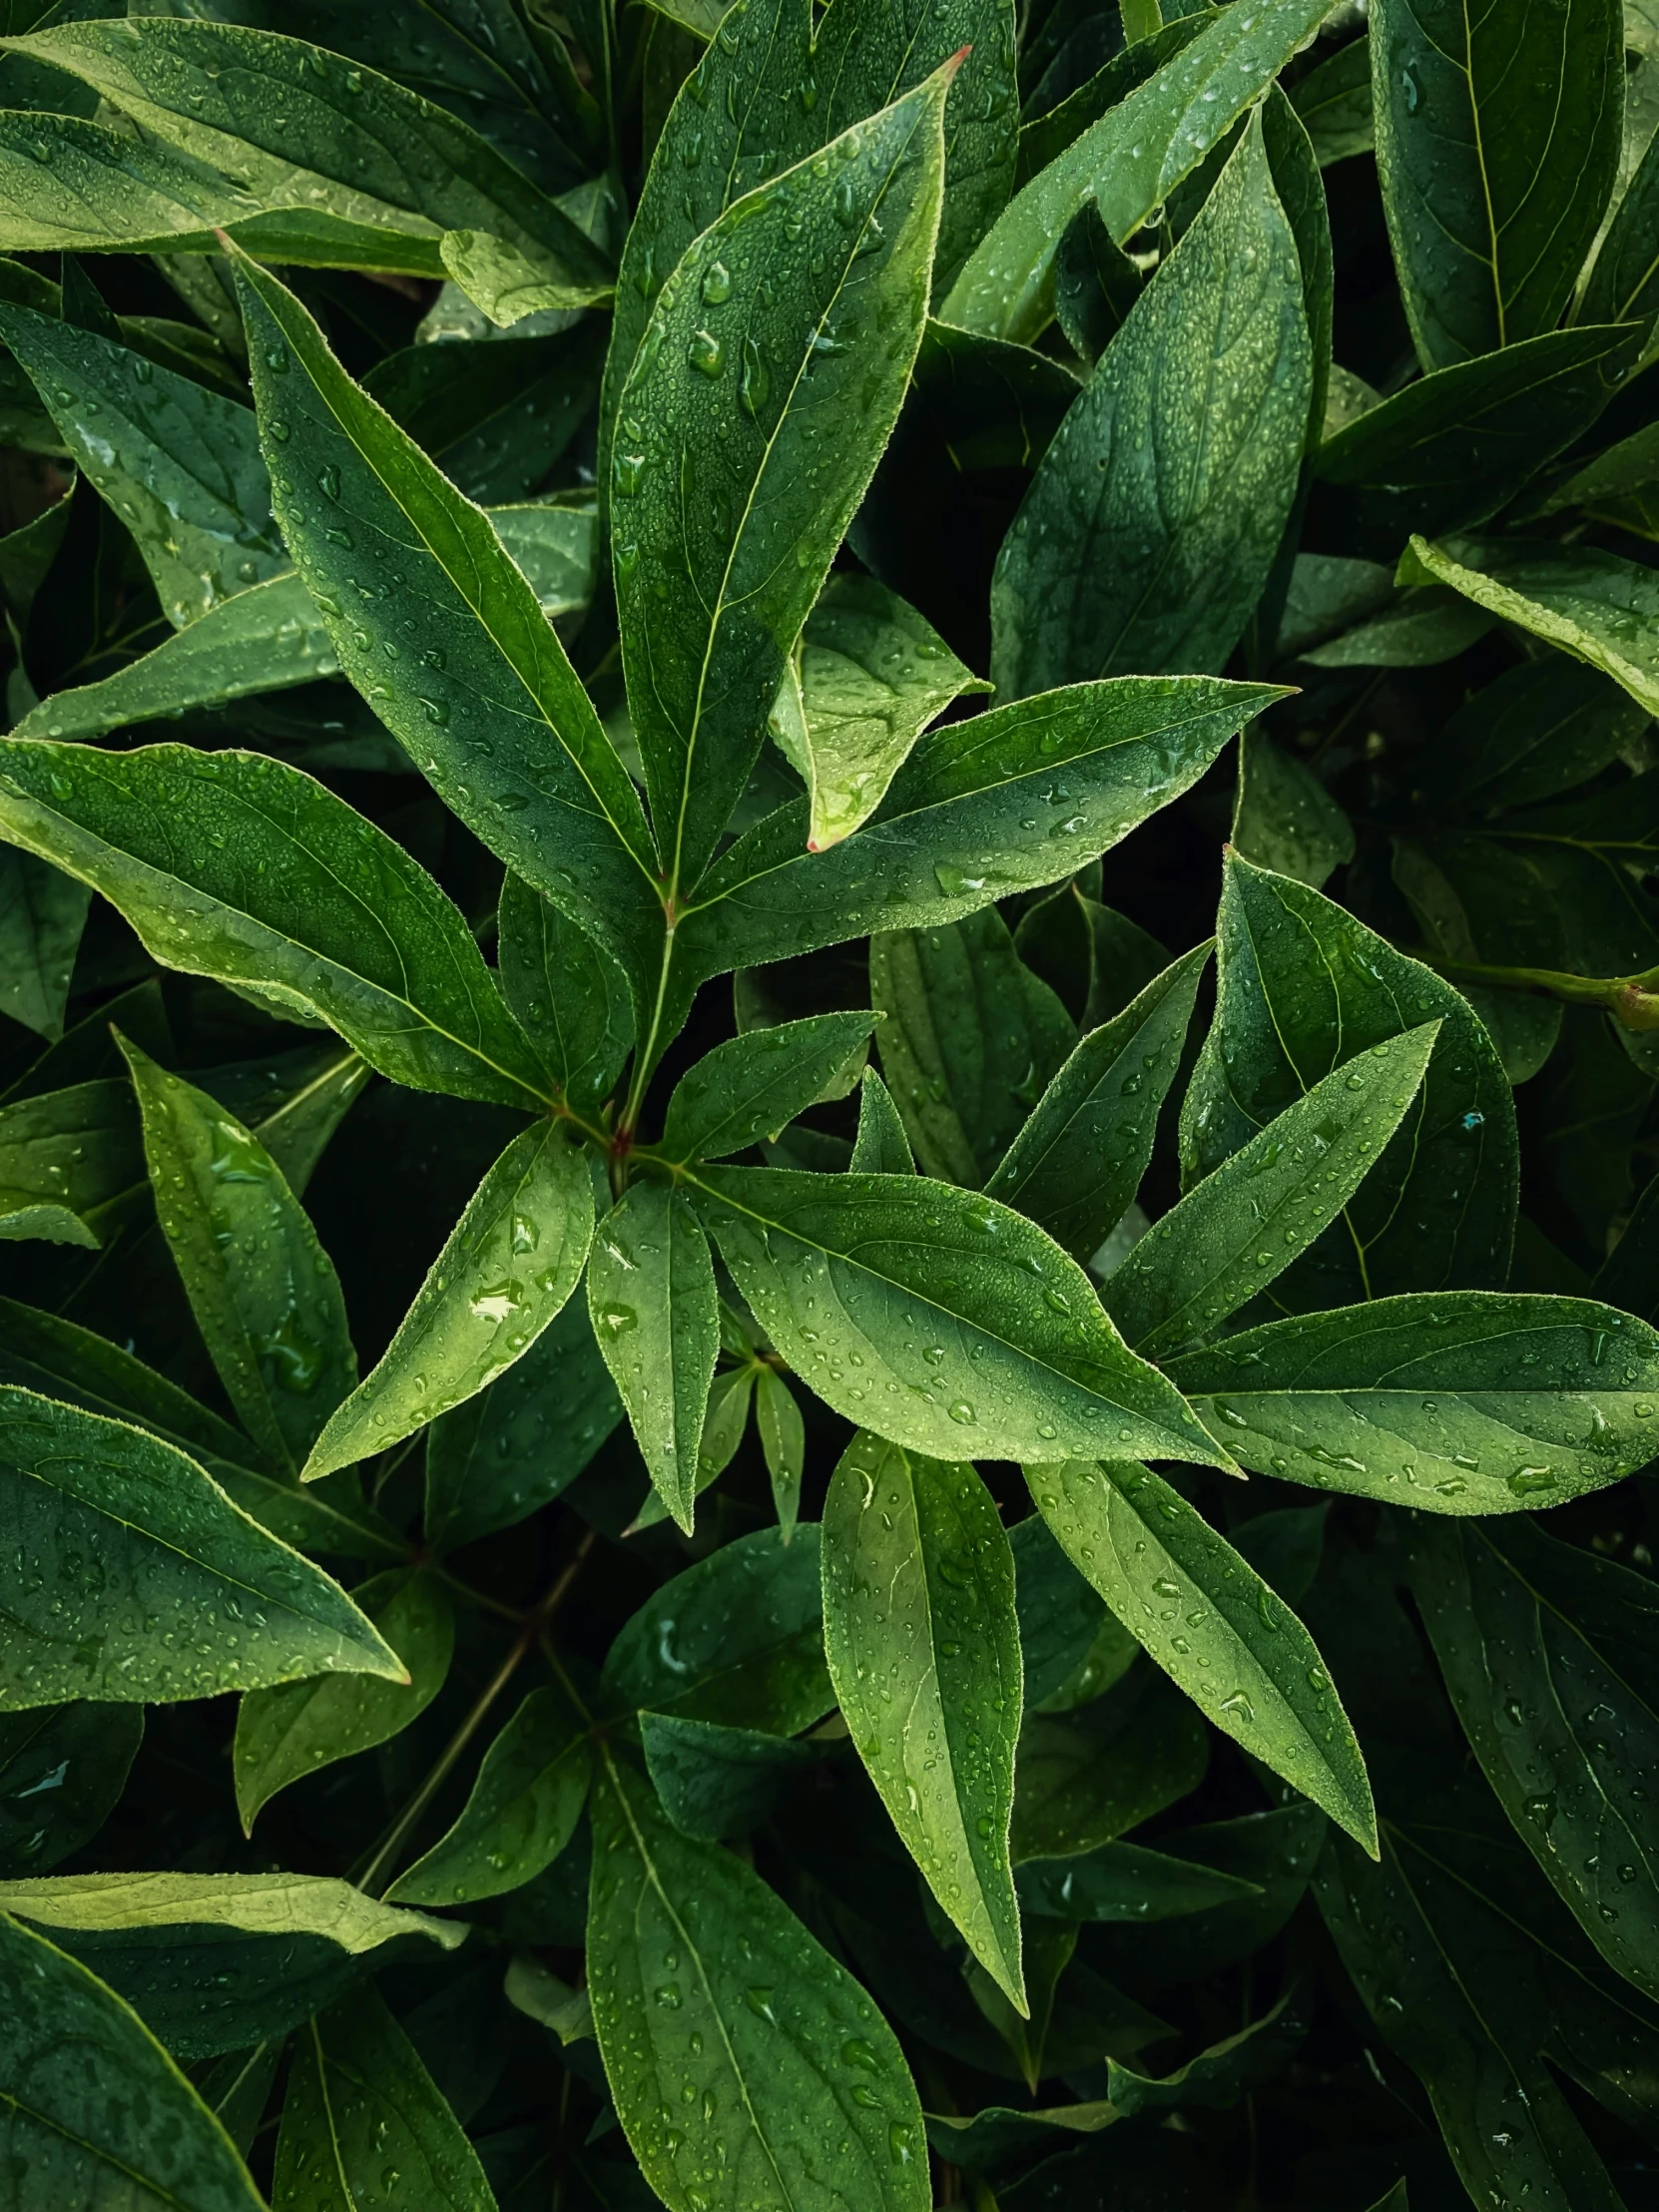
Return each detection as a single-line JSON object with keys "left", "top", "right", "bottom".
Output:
{"left": 1231, "top": 730, "right": 1355, "bottom": 890}
{"left": 639, "top": 1711, "right": 822, "bottom": 1841}
{"left": 659, "top": 1013, "right": 877, "bottom": 1167}
{"left": 497, "top": 871, "right": 633, "bottom": 1114}
{"left": 851, "top": 1066, "right": 915, "bottom": 1175}
{"left": 1011, "top": 1669, "right": 1209, "bottom": 1862}
{"left": 755, "top": 1365, "right": 805, "bottom": 1537}
{"left": 1413, "top": 656, "right": 1648, "bottom": 816}
{"left": 0, "top": 849, "right": 89, "bottom": 1044}
{"left": 1107, "top": 1985, "right": 1307, "bottom": 2114}
{"left": 1009, "top": 1510, "right": 1108, "bottom": 1708}
{"left": 1290, "top": 34, "right": 1373, "bottom": 166}
{"left": 0, "top": 1703, "right": 142, "bottom": 1877}
{"left": 1015, "top": 1837, "right": 1262, "bottom": 1921}
{"left": 0, "top": 1076, "right": 141, "bottom": 1248}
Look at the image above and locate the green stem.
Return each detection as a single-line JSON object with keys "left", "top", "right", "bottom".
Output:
{"left": 1416, "top": 950, "right": 1659, "bottom": 1031}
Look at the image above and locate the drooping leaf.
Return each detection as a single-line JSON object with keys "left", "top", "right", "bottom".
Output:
{"left": 658, "top": 1013, "right": 878, "bottom": 1166}
{"left": 303, "top": 1119, "right": 595, "bottom": 1481}
{"left": 0, "top": 1703, "right": 143, "bottom": 1877}
{"left": 823, "top": 1430, "right": 1025, "bottom": 2007}
{"left": 1107, "top": 1985, "right": 1308, "bottom": 2115}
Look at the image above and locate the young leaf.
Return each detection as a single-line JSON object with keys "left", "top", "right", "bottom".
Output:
{"left": 0, "top": 848, "right": 90, "bottom": 1043}
{"left": 991, "top": 114, "right": 1312, "bottom": 698}
{"left": 658, "top": 1012, "right": 878, "bottom": 1166}
{"left": 588, "top": 1180, "right": 719, "bottom": 1532}
{"left": 587, "top": 1755, "right": 931, "bottom": 2211}
{"left": 122, "top": 1040, "right": 355, "bottom": 1475}
{"left": 0, "top": 1911, "right": 265, "bottom": 2208}
{"left": 0, "top": 1387, "right": 401, "bottom": 1710}
{"left": 613, "top": 63, "right": 952, "bottom": 896}
{"left": 234, "top": 1568, "right": 454, "bottom": 1831}
{"left": 0, "top": 1704, "right": 143, "bottom": 1877}
{"left": 1368, "top": 0, "right": 1623, "bottom": 366}
{"left": 1167, "top": 1292, "right": 1659, "bottom": 1513}
{"left": 274, "top": 1986, "right": 500, "bottom": 2212}
{"left": 1026, "top": 1459, "right": 1376, "bottom": 1852}
{"left": 755, "top": 1366, "right": 806, "bottom": 1538}
{"left": 497, "top": 871, "right": 633, "bottom": 1113}
{"left": 823, "top": 1431, "right": 1026, "bottom": 2008}
{"left": 387, "top": 1686, "right": 593, "bottom": 1909}
{"left": 984, "top": 943, "right": 1209, "bottom": 1265}
{"left": 303, "top": 1119, "right": 595, "bottom": 1481}
{"left": 689, "top": 1165, "right": 1241, "bottom": 1470}
{"left": 871, "top": 907, "right": 1074, "bottom": 1187}
{"left": 852, "top": 1066, "right": 915, "bottom": 1175}
{"left": 0, "top": 741, "right": 551, "bottom": 1109}
{"left": 1181, "top": 851, "right": 1517, "bottom": 1305}
{"left": 1104, "top": 1023, "right": 1438, "bottom": 1361}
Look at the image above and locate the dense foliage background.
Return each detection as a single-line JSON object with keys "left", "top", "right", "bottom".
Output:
{"left": 5, "top": 0, "right": 1659, "bottom": 2207}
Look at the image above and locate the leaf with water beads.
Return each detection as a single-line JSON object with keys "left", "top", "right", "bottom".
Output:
{"left": 0, "top": 1075, "right": 142, "bottom": 1249}
{"left": 658, "top": 1011, "right": 878, "bottom": 1165}
{"left": 1026, "top": 1459, "right": 1376, "bottom": 1853}
{"left": 587, "top": 1755, "right": 931, "bottom": 2212}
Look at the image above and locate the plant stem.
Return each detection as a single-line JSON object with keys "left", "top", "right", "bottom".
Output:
{"left": 1415, "top": 950, "right": 1659, "bottom": 1030}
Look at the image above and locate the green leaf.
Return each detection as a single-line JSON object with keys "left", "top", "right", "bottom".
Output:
{"left": 365, "top": 322, "right": 607, "bottom": 504}
{"left": 228, "top": 253, "right": 664, "bottom": 1014}
{"left": 1368, "top": 0, "right": 1623, "bottom": 366}
{"left": 422, "top": 1296, "right": 621, "bottom": 1554}
{"left": 872, "top": 909, "right": 1073, "bottom": 1188}
{"left": 0, "top": 1703, "right": 142, "bottom": 1877}
{"left": 991, "top": 114, "right": 1311, "bottom": 696}
{"left": 1581, "top": 116, "right": 1659, "bottom": 327}
{"left": 1231, "top": 730, "right": 1355, "bottom": 891}
{"left": 1290, "top": 33, "right": 1374, "bottom": 166}
{"left": 0, "top": 741, "right": 552, "bottom": 1110}
{"left": 234, "top": 1567, "right": 454, "bottom": 1831}
{"left": 1401, "top": 532, "right": 1659, "bottom": 720}
{"left": 1314, "top": 326, "right": 1642, "bottom": 540}
{"left": 1105, "top": 1023, "right": 1438, "bottom": 1361}
{"left": 823, "top": 1431, "right": 1025, "bottom": 2008}
{"left": 1106, "top": 1985, "right": 1307, "bottom": 2115}
{"left": 0, "top": 109, "right": 280, "bottom": 260}
{"left": 274, "top": 1986, "right": 500, "bottom": 2212}
{"left": 588, "top": 1180, "right": 719, "bottom": 1532}
{"left": 0, "top": 1387, "right": 401, "bottom": 1711}
{"left": 387, "top": 1685, "right": 593, "bottom": 1908}
{"left": 1181, "top": 851, "right": 1517, "bottom": 1305}
{"left": 0, "top": 1911, "right": 264, "bottom": 2208}
{"left": 690, "top": 1163, "right": 1241, "bottom": 1468}
{"left": 0, "top": 849, "right": 89, "bottom": 1044}
{"left": 1407, "top": 1514, "right": 1659, "bottom": 2000}
{"left": 755, "top": 1366, "right": 806, "bottom": 1538}
{"left": 984, "top": 943, "right": 1208, "bottom": 1266}
{"left": 613, "top": 65, "right": 952, "bottom": 899}
{"left": 639, "top": 1711, "right": 822, "bottom": 1841}
{"left": 1412, "top": 656, "right": 1648, "bottom": 816}
{"left": 303, "top": 1119, "right": 595, "bottom": 1482}
{"left": 774, "top": 574, "right": 991, "bottom": 850}
{"left": 1168, "top": 1292, "right": 1659, "bottom": 1513}
{"left": 587, "top": 1755, "right": 931, "bottom": 2212}
{"left": 1297, "top": 582, "right": 1493, "bottom": 667}
{"left": 601, "top": 1526, "right": 833, "bottom": 1735}
{"left": 1009, "top": 1511, "right": 1108, "bottom": 1708}
{"left": 851, "top": 1066, "right": 915, "bottom": 1175}
{"left": 1026, "top": 1459, "right": 1376, "bottom": 1851}
{"left": 941, "top": 0, "right": 1337, "bottom": 341}
{"left": 1011, "top": 1669, "right": 1209, "bottom": 1862}
{"left": 1015, "top": 1837, "right": 1262, "bottom": 1922}
{"left": 0, "top": 1076, "right": 142, "bottom": 1248}
{"left": 122, "top": 1039, "right": 355, "bottom": 1475}
{"left": 682, "top": 676, "right": 1281, "bottom": 987}
{"left": 497, "top": 871, "right": 633, "bottom": 1113}
{"left": 0, "top": 1871, "right": 463, "bottom": 2063}
{"left": 659, "top": 1013, "right": 878, "bottom": 1166}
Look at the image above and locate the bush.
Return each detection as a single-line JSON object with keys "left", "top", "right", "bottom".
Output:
{"left": 0, "top": 1, "right": 1656, "bottom": 2206}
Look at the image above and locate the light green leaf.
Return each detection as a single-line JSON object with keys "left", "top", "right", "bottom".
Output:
{"left": 387, "top": 1686, "right": 593, "bottom": 1909}
{"left": 614, "top": 66, "right": 951, "bottom": 899}
{"left": 941, "top": 0, "right": 1338, "bottom": 340}
{"left": 0, "top": 741, "right": 551, "bottom": 1110}
{"left": 1401, "top": 532, "right": 1659, "bottom": 719}
{"left": 1026, "top": 1459, "right": 1376, "bottom": 1850}
{"left": 851, "top": 1066, "right": 915, "bottom": 1175}
{"left": 1368, "top": 0, "right": 1623, "bottom": 365}
{"left": 122, "top": 1040, "right": 354, "bottom": 1475}
{"left": 235, "top": 1567, "right": 454, "bottom": 1831}
{"left": 1167, "top": 1292, "right": 1659, "bottom": 1513}
{"left": 438, "top": 225, "right": 604, "bottom": 327}
{"left": 756, "top": 1366, "right": 806, "bottom": 1538}
{"left": 0, "top": 1703, "right": 143, "bottom": 1878}
{"left": 229, "top": 251, "right": 664, "bottom": 1012}
{"left": 1231, "top": 730, "right": 1355, "bottom": 890}
{"left": 0, "top": 109, "right": 275, "bottom": 259}
{"left": 639, "top": 1712, "right": 821, "bottom": 1840}
{"left": 588, "top": 1755, "right": 930, "bottom": 2212}
{"left": 775, "top": 574, "right": 991, "bottom": 851}
{"left": 274, "top": 1986, "right": 499, "bottom": 2212}
{"left": 1105, "top": 1023, "right": 1438, "bottom": 1361}
{"left": 985, "top": 943, "right": 1209, "bottom": 1265}
{"left": 659, "top": 1013, "right": 878, "bottom": 1166}
{"left": 588, "top": 1180, "right": 718, "bottom": 1533}
{"left": 991, "top": 114, "right": 1311, "bottom": 696}
{"left": 824, "top": 1431, "right": 1025, "bottom": 2008}
{"left": 871, "top": 906, "right": 1075, "bottom": 1187}
{"left": 304, "top": 1118, "right": 594, "bottom": 1481}
{"left": 0, "top": 1911, "right": 264, "bottom": 2209}
{"left": 0, "top": 848, "right": 89, "bottom": 1044}
{"left": 0, "top": 1386, "right": 401, "bottom": 1711}
{"left": 0, "top": 1076, "right": 141, "bottom": 1249}
{"left": 601, "top": 1526, "right": 833, "bottom": 1735}
{"left": 497, "top": 871, "right": 633, "bottom": 1114}
{"left": 690, "top": 1164, "right": 1241, "bottom": 1469}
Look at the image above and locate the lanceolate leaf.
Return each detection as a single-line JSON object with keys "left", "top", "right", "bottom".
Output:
{"left": 0, "top": 1704, "right": 143, "bottom": 1877}
{"left": 659, "top": 1013, "right": 878, "bottom": 1166}
{"left": 852, "top": 1067, "right": 915, "bottom": 1174}
{"left": 0, "top": 849, "right": 89, "bottom": 1045}
{"left": 1026, "top": 1459, "right": 1376, "bottom": 1851}
{"left": 0, "top": 1077, "right": 141, "bottom": 1248}
{"left": 587, "top": 1755, "right": 931, "bottom": 2212}
{"left": 690, "top": 1164, "right": 1241, "bottom": 1469}
{"left": 497, "top": 871, "right": 634, "bottom": 1113}
{"left": 1168, "top": 1294, "right": 1659, "bottom": 1514}
{"left": 992, "top": 115, "right": 1312, "bottom": 697}
{"left": 613, "top": 65, "right": 952, "bottom": 900}
{"left": 304, "top": 1119, "right": 595, "bottom": 1481}
{"left": 823, "top": 1431, "right": 1025, "bottom": 2007}
{"left": 0, "top": 1388, "right": 402, "bottom": 1710}
{"left": 0, "top": 742, "right": 552, "bottom": 1110}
